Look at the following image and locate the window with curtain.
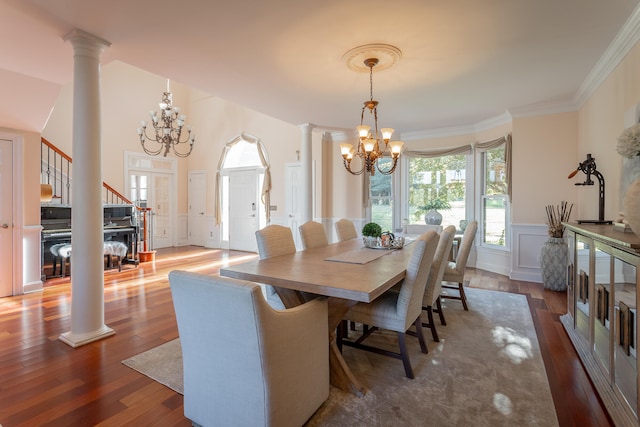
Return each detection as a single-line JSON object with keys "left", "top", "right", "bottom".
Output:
{"left": 480, "top": 142, "right": 509, "bottom": 247}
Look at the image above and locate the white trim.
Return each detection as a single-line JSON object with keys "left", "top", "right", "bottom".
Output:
{"left": 510, "top": 224, "right": 548, "bottom": 283}
{"left": 0, "top": 132, "right": 24, "bottom": 295}
{"left": 575, "top": 4, "right": 640, "bottom": 109}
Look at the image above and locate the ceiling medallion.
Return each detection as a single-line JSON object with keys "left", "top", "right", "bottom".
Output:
{"left": 339, "top": 44, "right": 404, "bottom": 176}
{"left": 342, "top": 43, "right": 402, "bottom": 73}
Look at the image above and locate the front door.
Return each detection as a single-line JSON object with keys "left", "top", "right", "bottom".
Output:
{"left": 228, "top": 169, "right": 259, "bottom": 252}
{"left": 0, "top": 139, "right": 13, "bottom": 297}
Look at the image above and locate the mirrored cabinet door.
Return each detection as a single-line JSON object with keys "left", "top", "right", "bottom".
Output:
{"left": 593, "top": 244, "right": 612, "bottom": 375}
{"left": 613, "top": 251, "right": 638, "bottom": 417}
{"left": 575, "top": 235, "right": 592, "bottom": 341}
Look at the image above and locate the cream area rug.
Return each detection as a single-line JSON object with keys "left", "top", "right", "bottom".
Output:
{"left": 122, "top": 288, "right": 558, "bottom": 426}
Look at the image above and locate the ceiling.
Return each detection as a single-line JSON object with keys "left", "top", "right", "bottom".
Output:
{"left": 1, "top": 0, "right": 639, "bottom": 135}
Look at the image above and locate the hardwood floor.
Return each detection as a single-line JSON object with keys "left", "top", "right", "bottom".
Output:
{"left": 0, "top": 246, "right": 613, "bottom": 426}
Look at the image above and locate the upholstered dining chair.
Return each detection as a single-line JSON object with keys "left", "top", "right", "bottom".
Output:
{"left": 256, "top": 224, "right": 297, "bottom": 259}
{"left": 255, "top": 225, "right": 297, "bottom": 309}
{"left": 441, "top": 220, "right": 478, "bottom": 311}
{"left": 341, "top": 231, "right": 439, "bottom": 379}
{"left": 422, "top": 225, "right": 456, "bottom": 342}
{"left": 299, "top": 221, "right": 329, "bottom": 250}
{"left": 169, "top": 271, "right": 329, "bottom": 427}
{"left": 335, "top": 218, "right": 358, "bottom": 242}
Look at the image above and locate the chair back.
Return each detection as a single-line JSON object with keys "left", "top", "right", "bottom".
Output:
{"left": 424, "top": 225, "right": 456, "bottom": 306}
{"left": 335, "top": 218, "right": 358, "bottom": 242}
{"left": 396, "top": 231, "right": 439, "bottom": 326}
{"left": 299, "top": 221, "right": 329, "bottom": 249}
{"left": 453, "top": 221, "right": 478, "bottom": 275}
{"left": 255, "top": 225, "right": 296, "bottom": 259}
{"left": 169, "top": 271, "right": 329, "bottom": 427}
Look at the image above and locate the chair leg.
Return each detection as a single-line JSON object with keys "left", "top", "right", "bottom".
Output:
{"left": 397, "top": 332, "right": 414, "bottom": 379}
{"left": 458, "top": 282, "right": 468, "bottom": 310}
{"left": 422, "top": 306, "right": 439, "bottom": 342}
{"left": 436, "top": 297, "right": 446, "bottom": 326}
{"left": 413, "top": 316, "right": 428, "bottom": 354}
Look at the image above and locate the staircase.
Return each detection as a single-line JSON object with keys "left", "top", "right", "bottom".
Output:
{"left": 40, "top": 137, "right": 154, "bottom": 254}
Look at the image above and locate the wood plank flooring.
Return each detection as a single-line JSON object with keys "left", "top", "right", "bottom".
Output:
{"left": 0, "top": 246, "right": 613, "bottom": 426}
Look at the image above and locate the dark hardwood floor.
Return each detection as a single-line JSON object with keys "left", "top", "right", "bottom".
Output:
{"left": 0, "top": 246, "right": 613, "bottom": 426}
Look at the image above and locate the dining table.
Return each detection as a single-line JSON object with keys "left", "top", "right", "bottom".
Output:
{"left": 219, "top": 237, "right": 415, "bottom": 396}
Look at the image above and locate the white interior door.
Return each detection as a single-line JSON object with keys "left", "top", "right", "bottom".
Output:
{"left": 228, "top": 170, "right": 258, "bottom": 252}
{"left": 285, "top": 163, "right": 302, "bottom": 249}
{"left": 188, "top": 171, "right": 206, "bottom": 246}
{"left": 0, "top": 139, "right": 13, "bottom": 297}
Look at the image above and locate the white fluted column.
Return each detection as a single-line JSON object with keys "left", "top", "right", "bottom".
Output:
{"left": 59, "top": 30, "right": 113, "bottom": 348}
{"left": 300, "top": 124, "right": 314, "bottom": 223}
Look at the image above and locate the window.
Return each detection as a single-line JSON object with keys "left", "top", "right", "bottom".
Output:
{"left": 481, "top": 145, "right": 508, "bottom": 246}
{"left": 370, "top": 158, "right": 393, "bottom": 232}
{"left": 407, "top": 154, "right": 467, "bottom": 230}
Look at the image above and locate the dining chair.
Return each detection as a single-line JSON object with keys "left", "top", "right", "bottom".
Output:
{"left": 255, "top": 225, "right": 297, "bottom": 309}
{"left": 341, "top": 231, "right": 439, "bottom": 379}
{"left": 169, "top": 270, "right": 329, "bottom": 427}
{"left": 422, "top": 225, "right": 456, "bottom": 342}
{"left": 299, "top": 221, "right": 329, "bottom": 250}
{"left": 255, "top": 225, "right": 315, "bottom": 306}
{"left": 441, "top": 221, "right": 478, "bottom": 310}
{"left": 335, "top": 218, "right": 358, "bottom": 242}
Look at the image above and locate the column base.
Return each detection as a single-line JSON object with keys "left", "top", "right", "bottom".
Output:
{"left": 59, "top": 325, "right": 115, "bottom": 348}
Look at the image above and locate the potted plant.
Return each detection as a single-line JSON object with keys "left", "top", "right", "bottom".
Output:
{"left": 362, "top": 222, "right": 382, "bottom": 246}
{"left": 419, "top": 198, "right": 451, "bottom": 225}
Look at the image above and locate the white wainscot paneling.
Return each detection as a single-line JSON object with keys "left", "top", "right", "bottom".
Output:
{"left": 510, "top": 224, "right": 549, "bottom": 283}
{"left": 23, "top": 225, "right": 43, "bottom": 293}
{"left": 206, "top": 216, "right": 222, "bottom": 249}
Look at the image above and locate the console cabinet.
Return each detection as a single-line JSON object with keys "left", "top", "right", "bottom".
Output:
{"left": 563, "top": 223, "right": 640, "bottom": 426}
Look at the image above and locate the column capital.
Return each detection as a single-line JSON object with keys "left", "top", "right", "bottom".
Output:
{"left": 64, "top": 29, "right": 111, "bottom": 57}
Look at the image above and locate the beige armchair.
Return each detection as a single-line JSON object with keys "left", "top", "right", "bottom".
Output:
{"left": 422, "top": 225, "right": 456, "bottom": 342}
{"left": 299, "top": 221, "right": 329, "bottom": 249}
{"left": 169, "top": 271, "right": 329, "bottom": 427}
{"left": 441, "top": 221, "right": 478, "bottom": 310}
{"left": 334, "top": 218, "right": 358, "bottom": 242}
{"left": 342, "top": 231, "right": 439, "bottom": 378}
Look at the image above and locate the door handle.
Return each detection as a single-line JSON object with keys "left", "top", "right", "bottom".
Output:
{"left": 1, "top": 224, "right": 7, "bottom": 229}
{"left": 250, "top": 214, "right": 256, "bottom": 217}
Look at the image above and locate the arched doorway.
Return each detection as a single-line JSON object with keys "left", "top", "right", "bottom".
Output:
{"left": 216, "top": 133, "right": 271, "bottom": 252}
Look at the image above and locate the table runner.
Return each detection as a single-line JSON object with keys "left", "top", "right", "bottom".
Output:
{"left": 325, "top": 247, "right": 397, "bottom": 264}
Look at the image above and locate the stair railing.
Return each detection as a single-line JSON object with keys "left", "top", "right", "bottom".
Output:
{"left": 41, "top": 137, "right": 155, "bottom": 254}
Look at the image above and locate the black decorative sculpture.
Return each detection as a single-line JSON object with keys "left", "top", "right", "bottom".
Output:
{"left": 567, "top": 153, "right": 612, "bottom": 224}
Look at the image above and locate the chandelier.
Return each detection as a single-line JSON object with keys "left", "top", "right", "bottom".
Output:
{"left": 340, "top": 55, "right": 403, "bottom": 176}
{"left": 137, "top": 80, "right": 195, "bottom": 158}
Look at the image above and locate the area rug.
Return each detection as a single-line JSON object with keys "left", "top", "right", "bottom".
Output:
{"left": 122, "top": 288, "right": 558, "bottom": 426}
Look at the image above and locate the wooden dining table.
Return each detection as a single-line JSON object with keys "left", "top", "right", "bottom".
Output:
{"left": 219, "top": 237, "right": 414, "bottom": 396}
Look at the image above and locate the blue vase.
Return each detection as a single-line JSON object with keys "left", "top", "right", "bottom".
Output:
{"left": 540, "top": 237, "right": 569, "bottom": 291}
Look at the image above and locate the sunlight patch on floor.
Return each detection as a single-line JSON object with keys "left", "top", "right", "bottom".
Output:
{"left": 491, "top": 326, "right": 532, "bottom": 364}
{"left": 493, "top": 392, "right": 513, "bottom": 415}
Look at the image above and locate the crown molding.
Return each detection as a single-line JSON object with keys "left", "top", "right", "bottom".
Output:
{"left": 574, "top": 4, "right": 640, "bottom": 108}
{"left": 508, "top": 100, "right": 579, "bottom": 119}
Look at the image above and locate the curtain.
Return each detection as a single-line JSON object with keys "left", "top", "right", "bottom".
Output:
{"left": 474, "top": 134, "right": 512, "bottom": 202}
{"left": 404, "top": 144, "right": 473, "bottom": 158}
{"left": 215, "top": 133, "right": 272, "bottom": 224}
